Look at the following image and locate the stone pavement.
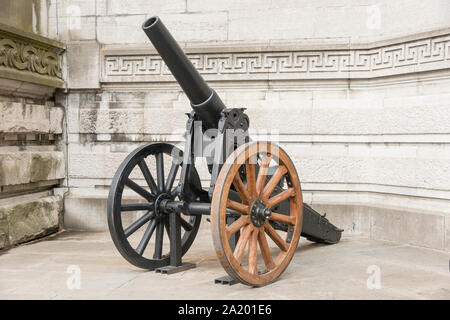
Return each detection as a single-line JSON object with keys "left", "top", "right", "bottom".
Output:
{"left": 0, "top": 222, "right": 449, "bottom": 300}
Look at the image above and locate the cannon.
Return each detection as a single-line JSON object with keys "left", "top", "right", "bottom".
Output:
{"left": 107, "top": 16, "right": 343, "bottom": 287}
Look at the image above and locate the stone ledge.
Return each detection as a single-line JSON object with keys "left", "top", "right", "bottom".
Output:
{"left": 0, "top": 195, "right": 62, "bottom": 250}
{"left": 0, "top": 101, "right": 63, "bottom": 134}
{"left": 312, "top": 203, "right": 448, "bottom": 252}
{"left": 0, "top": 78, "right": 57, "bottom": 99}
{"left": 0, "top": 151, "right": 65, "bottom": 187}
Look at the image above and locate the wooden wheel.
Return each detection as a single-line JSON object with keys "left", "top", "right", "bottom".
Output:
{"left": 107, "top": 143, "right": 201, "bottom": 270}
{"left": 211, "top": 141, "right": 303, "bottom": 286}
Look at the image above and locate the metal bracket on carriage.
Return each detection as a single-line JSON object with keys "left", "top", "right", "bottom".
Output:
{"left": 214, "top": 275, "right": 238, "bottom": 286}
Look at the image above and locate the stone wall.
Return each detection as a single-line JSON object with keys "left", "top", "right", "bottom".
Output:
{"left": 51, "top": 0, "right": 450, "bottom": 251}
{"left": 0, "top": 1, "right": 65, "bottom": 249}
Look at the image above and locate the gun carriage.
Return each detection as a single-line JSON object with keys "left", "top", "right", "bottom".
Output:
{"left": 107, "top": 16, "right": 342, "bottom": 286}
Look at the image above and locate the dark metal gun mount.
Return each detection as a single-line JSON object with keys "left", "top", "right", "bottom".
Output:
{"left": 107, "top": 16, "right": 343, "bottom": 287}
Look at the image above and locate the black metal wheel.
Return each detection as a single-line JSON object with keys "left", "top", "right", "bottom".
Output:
{"left": 107, "top": 143, "right": 201, "bottom": 269}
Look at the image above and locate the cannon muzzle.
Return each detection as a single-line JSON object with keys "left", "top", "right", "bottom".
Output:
{"left": 142, "top": 16, "right": 225, "bottom": 129}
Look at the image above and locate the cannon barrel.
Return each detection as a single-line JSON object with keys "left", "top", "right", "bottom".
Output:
{"left": 142, "top": 16, "right": 225, "bottom": 129}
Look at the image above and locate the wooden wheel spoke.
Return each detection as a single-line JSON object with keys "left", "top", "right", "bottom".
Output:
{"left": 233, "top": 174, "right": 251, "bottom": 204}
{"left": 256, "top": 155, "right": 271, "bottom": 195}
{"left": 269, "top": 212, "right": 296, "bottom": 226}
{"left": 124, "top": 211, "right": 155, "bottom": 238}
{"left": 246, "top": 158, "right": 257, "bottom": 199}
{"left": 264, "top": 222, "right": 289, "bottom": 252}
{"left": 138, "top": 160, "right": 158, "bottom": 195}
{"left": 266, "top": 188, "right": 295, "bottom": 208}
{"left": 233, "top": 224, "right": 253, "bottom": 263}
{"left": 165, "top": 161, "right": 179, "bottom": 192}
{"left": 258, "top": 230, "right": 276, "bottom": 270}
{"left": 248, "top": 229, "right": 259, "bottom": 274}
{"left": 155, "top": 152, "right": 165, "bottom": 192}
{"left": 125, "top": 178, "right": 154, "bottom": 202}
{"left": 120, "top": 202, "right": 154, "bottom": 212}
{"left": 226, "top": 216, "right": 249, "bottom": 239}
{"left": 261, "top": 166, "right": 287, "bottom": 201}
{"left": 135, "top": 218, "right": 157, "bottom": 255}
{"left": 226, "top": 199, "right": 249, "bottom": 215}
{"left": 153, "top": 222, "right": 164, "bottom": 259}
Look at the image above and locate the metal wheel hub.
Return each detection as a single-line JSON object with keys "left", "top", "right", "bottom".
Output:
{"left": 250, "top": 198, "right": 272, "bottom": 227}
{"left": 154, "top": 193, "right": 171, "bottom": 217}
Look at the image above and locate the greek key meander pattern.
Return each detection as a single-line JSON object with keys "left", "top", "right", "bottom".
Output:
{"left": 104, "top": 34, "right": 450, "bottom": 81}
{"left": 0, "top": 33, "right": 63, "bottom": 79}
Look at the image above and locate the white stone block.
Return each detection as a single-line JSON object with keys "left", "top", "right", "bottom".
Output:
{"left": 370, "top": 209, "right": 445, "bottom": 250}
{"left": 0, "top": 102, "right": 62, "bottom": 134}
{"left": 228, "top": 9, "right": 315, "bottom": 41}
{"left": 187, "top": 0, "right": 271, "bottom": 12}
{"left": 97, "top": 15, "right": 151, "bottom": 44}
{"left": 56, "top": 0, "right": 96, "bottom": 17}
{"left": 155, "top": 12, "right": 228, "bottom": 42}
{"left": 446, "top": 217, "right": 450, "bottom": 251}
{"left": 49, "top": 107, "right": 64, "bottom": 134}
{"left": 66, "top": 41, "right": 100, "bottom": 89}
{"left": 106, "top": 0, "right": 185, "bottom": 15}
{"left": 57, "top": 16, "right": 96, "bottom": 41}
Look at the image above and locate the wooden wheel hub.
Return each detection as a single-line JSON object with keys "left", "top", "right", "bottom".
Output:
{"left": 250, "top": 199, "right": 271, "bottom": 227}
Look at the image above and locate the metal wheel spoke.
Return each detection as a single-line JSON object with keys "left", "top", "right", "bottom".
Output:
{"left": 125, "top": 178, "right": 154, "bottom": 202}
{"left": 256, "top": 155, "right": 271, "bottom": 195}
{"left": 226, "top": 199, "right": 249, "bottom": 215}
{"left": 165, "top": 161, "right": 179, "bottom": 192}
{"left": 180, "top": 217, "right": 193, "bottom": 231}
{"left": 264, "top": 222, "right": 289, "bottom": 252}
{"left": 153, "top": 222, "right": 164, "bottom": 259}
{"left": 226, "top": 216, "right": 249, "bottom": 240}
{"left": 233, "top": 224, "right": 253, "bottom": 263}
{"left": 233, "top": 173, "right": 251, "bottom": 204}
{"left": 266, "top": 188, "right": 295, "bottom": 209}
{"left": 155, "top": 152, "right": 165, "bottom": 192}
{"left": 124, "top": 211, "right": 155, "bottom": 238}
{"left": 258, "top": 230, "right": 276, "bottom": 270}
{"left": 248, "top": 229, "right": 258, "bottom": 275}
{"left": 135, "top": 219, "right": 157, "bottom": 255}
{"left": 138, "top": 160, "right": 158, "bottom": 195}
{"left": 261, "top": 166, "right": 287, "bottom": 201}
{"left": 121, "top": 202, "right": 154, "bottom": 212}
{"left": 269, "top": 212, "right": 296, "bottom": 226}
{"left": 164, "top": 219, "right": 171, "bottom": 241}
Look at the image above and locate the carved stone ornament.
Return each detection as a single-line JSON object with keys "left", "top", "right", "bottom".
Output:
{"left": 102, "top": 32, "right": 450, "bottom": 83}
{"left": 0, "top": 23, "right": 65, "bottom": 88}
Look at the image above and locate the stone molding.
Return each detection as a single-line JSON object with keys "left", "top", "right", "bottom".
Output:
{"left": 102, "top": 30, "right": 450, "bottom": 83}
{"left": 0, "top": 23, "right": 65, "bottom": 88}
